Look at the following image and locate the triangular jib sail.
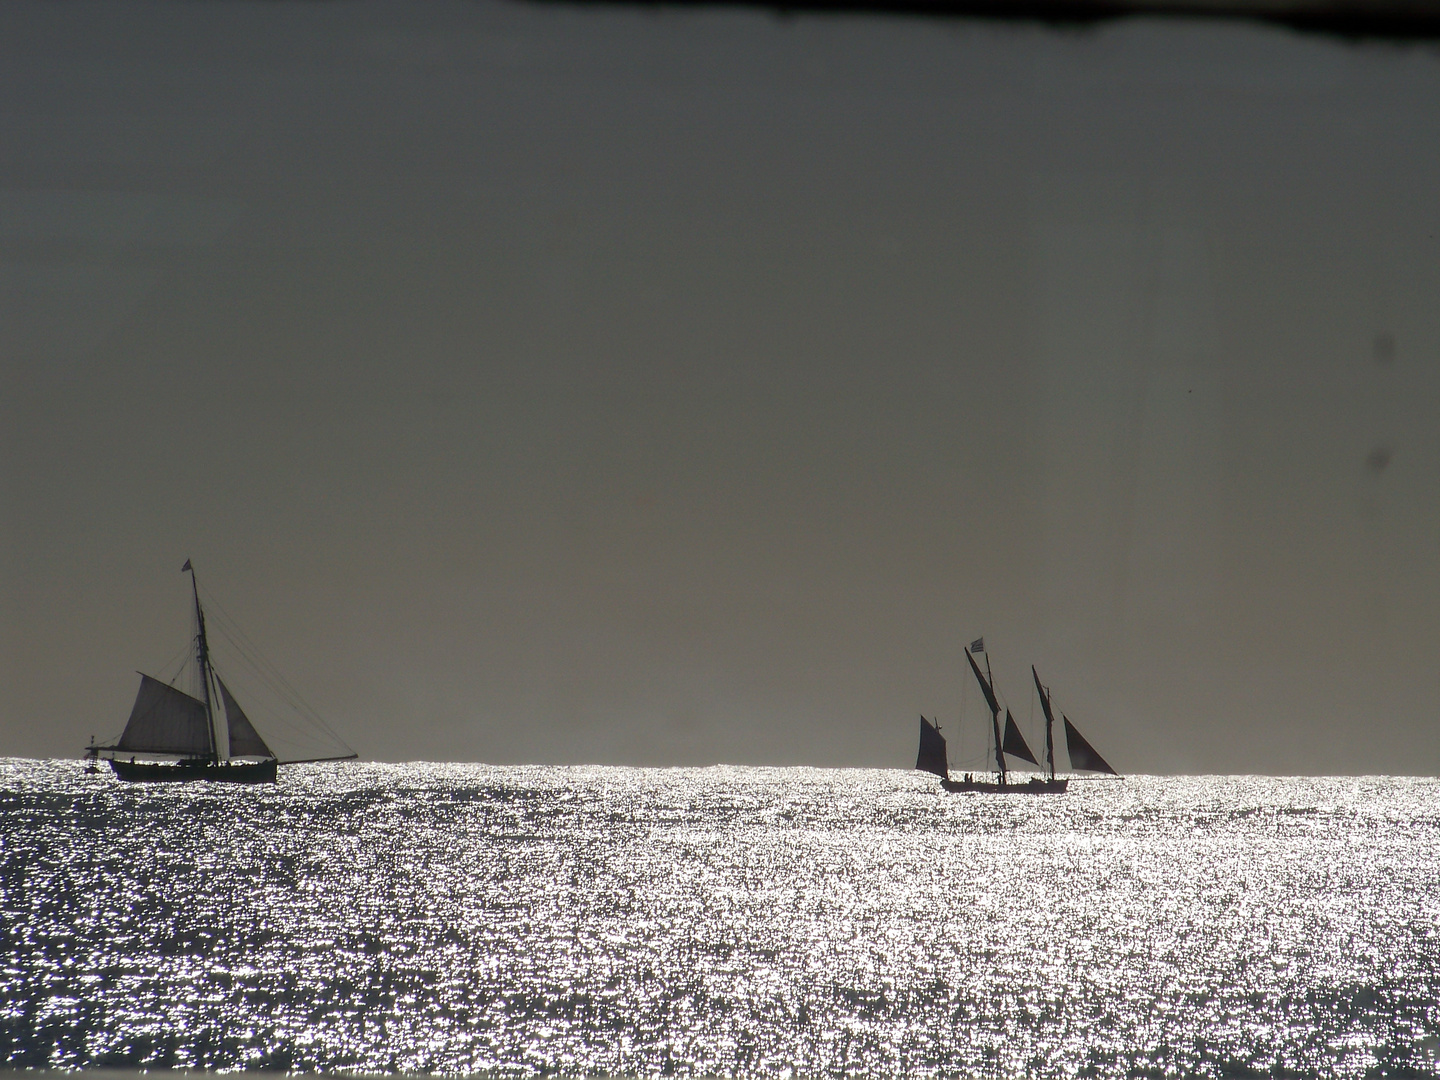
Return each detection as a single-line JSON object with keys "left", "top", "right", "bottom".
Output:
{"left": 916, "top": 716, "right": 949, "bottom": 779}
{"left": 1002, "top": 710, "right": 1039, "bottom": 765}
{"left": 218, "top": 677, "right": 275, "bottom": 760}
{"left": 1063, "top": 715, "right": 1117, "bottom": 775}
{"left": 118, "top": 675, "right": 213, "bottom": 757}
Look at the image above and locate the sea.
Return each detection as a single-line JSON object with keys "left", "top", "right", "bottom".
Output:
{"left": 2, "top": 760, "right": 1439, "bottom": 1078}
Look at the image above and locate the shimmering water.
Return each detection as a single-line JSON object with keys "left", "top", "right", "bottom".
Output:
{"left": 3, "top": 760, "right": 1439, "bottom": 1077}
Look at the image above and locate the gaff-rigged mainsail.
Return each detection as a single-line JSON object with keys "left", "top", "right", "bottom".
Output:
{"left": 1002, "top": 710, "right": 1039, "bottom": 765}
{"left": 1063, "top": 715, "right": 1117, "bottom": 775}
{"left": 964, "top": 647, "right": 1007, "bottom": 778}
{"left": 218, "top": 677, "right": 275, "bottom": 759}
{"left": 916, "top": 716, "right": 949, "bottom": 779}
{"left": 117, "top": 675, "right": 213, "bottom": 757}
{"left": 964, "top": 648, "right": 1000, "bottom": 716}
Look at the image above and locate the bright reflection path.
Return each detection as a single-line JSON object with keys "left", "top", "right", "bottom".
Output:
{"left": 2, "top": 761, "right": 1438, "bottom": 1076}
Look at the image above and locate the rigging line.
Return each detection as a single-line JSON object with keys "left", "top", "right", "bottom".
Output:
{"left": 197, "top": 593, "right": 316, "bottom": 710}
{"left": 196, "top": 593, "right": 351, "bottom": 749}
{"left": 192, "top": 586, "right": 291, "bottom": 677}
{"left": 195, "top": 604, "right": 352, "bottom": 754}
{"left": 215, "top": 665, "right": 352, "bottom": 756}
{"left": 206, "top": 620, "right": 311, "bottom": 714}
{"left": 156, "top": 640, "right": 192, "bottom": 687}
{"left": 204, "top": 625, "right": 305, "bottom": 714}
{"left": 203, "top": 606, "right": 342, "bottom": 745}
{"left": 958, "top": 653, "right": 968, "bottom": 767}
{"left": 207, "top": 649, "right": 352, "bottom": 753}
{"left": 207, "top": 661, "right": 321, "bottom": 739}
{"left": 214, "top": 644, "right": 349, "bottom": 751}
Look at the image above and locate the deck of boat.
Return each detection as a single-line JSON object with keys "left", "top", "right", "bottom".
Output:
{"left": 940, "top": 776, "right": 1069, "bottom": 794}
{"left": 106, "top": 758, "right": 278, "bottom": 784}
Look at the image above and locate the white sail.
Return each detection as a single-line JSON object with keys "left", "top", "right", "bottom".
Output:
{"left": 218, "top": 677, "right": 275, "bottom": 760}
{"left": 117, "top": 675, "right": 213, "bottom": 757}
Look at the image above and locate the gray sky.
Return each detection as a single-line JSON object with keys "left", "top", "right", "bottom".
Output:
{"left": 2, "top": 0, "right": 1438, "bottom": 773}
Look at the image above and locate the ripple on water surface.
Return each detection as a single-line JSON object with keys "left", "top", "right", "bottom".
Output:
{"left": 2, "top": 761, "right": 1439, "bottom": 1076}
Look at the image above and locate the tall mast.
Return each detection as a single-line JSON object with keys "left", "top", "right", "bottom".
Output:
{"left": 965, "top": 645, "right": 1006, "bottom": 784}
{"left": 185, "top": 561, "right": 219, "bottom": 761}
{"left": 1033, "top": 665, "right": 1057, "bottom": 783}
{"left": 1046, "top": 700, "right": 1054, "bottom": 782}
{"left": 987, "top": 654, "right": 1005, "bottom": 784}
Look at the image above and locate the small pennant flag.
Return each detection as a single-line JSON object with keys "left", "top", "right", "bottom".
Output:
{"left": 970, "top": 637, "right": 985, "bottom": 654}
{"left": 181, "top": 559, "right": 193, "bottom": 572}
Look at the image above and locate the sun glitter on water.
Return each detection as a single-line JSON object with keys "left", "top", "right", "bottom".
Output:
{"left": 2, "top": 760, "right": 1438, "bottom": 1077}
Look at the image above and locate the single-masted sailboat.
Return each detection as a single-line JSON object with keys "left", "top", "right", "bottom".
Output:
{"left": 915, "top": 639, "right": 1117, "bottom": 793}
{"left": 86, "top": 561, "right": 357, "bottom": 783}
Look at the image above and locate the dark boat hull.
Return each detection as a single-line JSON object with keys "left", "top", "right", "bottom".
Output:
{"left": 940, "top": 776, "right": 1069, "bottom": 794}
{"left": 107, "top": 758, "right": 278, "bottom": 784}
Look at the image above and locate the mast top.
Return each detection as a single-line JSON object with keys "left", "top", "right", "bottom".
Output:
{"left": 964, "top": 646, "right": 1001, "bottom": 717}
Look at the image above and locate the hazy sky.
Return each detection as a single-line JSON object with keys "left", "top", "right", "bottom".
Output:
{"left": 2, "top": 0, "right": 1437, "bottom": 773}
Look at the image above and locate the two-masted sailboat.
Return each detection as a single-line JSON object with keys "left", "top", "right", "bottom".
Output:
{"left": 86, "top": 561, "right": 357, "bottom": 783}
{"left": 916, "top": 639, "right": 1116, "bottom": 794}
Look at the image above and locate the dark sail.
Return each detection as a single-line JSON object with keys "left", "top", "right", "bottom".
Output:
{"left": 218, "top": 677, "right": 274, "bottom": 759}
{"left": 916, "top": 717, "right": 949, "bottom": 779}
{"left": 1063, "top": 715, "right": 1118, "bottom": 775}
{"left": 117, "top": 675, "right": 213, "bottom": 757}
{"left": 1032, "top": 666, "right": 1058, "bottom": 780}
{"left": 1002, "top": 710, "right": 1039, "bottom": 765}
{"left": 967, "top": 646, "right": 1006, "bottom": 776}
{"left": 964, "top": 648, "right": 1001, "bottom": 716}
